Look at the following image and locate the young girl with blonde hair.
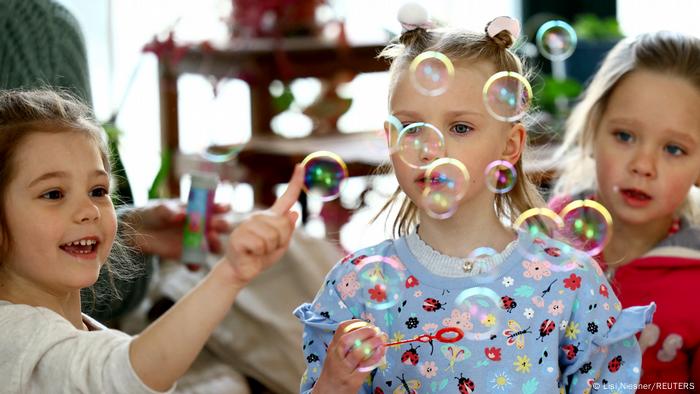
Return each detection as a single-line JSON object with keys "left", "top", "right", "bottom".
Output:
{"left": 296, "top": 10, "right": 654, "bottom": 394}
{"left": 551, "top": 31, "right": 700, "bottom": 391}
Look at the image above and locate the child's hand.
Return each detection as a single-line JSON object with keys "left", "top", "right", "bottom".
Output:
{"left": 225, "top": 164, "right": 303, "bottom": 286}
{"left": 314, "top": 319, "right": 387, "bottom": 394}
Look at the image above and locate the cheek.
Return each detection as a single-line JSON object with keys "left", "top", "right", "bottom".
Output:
{"left": 390, "top": 158, "right": 411, "bottom": 184}
{"left": 593, "top": 144, "right": 619, "bottom": 181}
{"left": 390, "top": 156, "right": 420, "bottom": 197}
{"left": 104, "top": 210, "right": 118, "bottom": 246}
{"left": 661, "top": 171, "right": 697, "bottom": 206}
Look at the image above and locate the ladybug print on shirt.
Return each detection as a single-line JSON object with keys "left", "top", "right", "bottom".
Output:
{"left": 501, "top": 296, "right": 517, "bottom": 313}
{"left": 608, "top": 355, "right": 624, "bottom": 373}
{"left": 456, "top": 373, "right": 475, "bottom": 394}
{"left": 401, "top": 344, "right": 421, "bottom": 366}
{"left": 536, "top": 319, "right": 556, "bottom": 341}
{"left": 422, "top": 298, "right": 446, "bottom": 312}
{"left": 297, "top": 235, "right": 651, "bottom": 394}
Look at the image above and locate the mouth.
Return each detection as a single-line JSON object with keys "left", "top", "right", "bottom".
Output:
{"left": 617, "top": 187, "right": 653, "bottom": 207}
{"left": 619, "top": 188, "right": 652, "bottom": 201}
{"left": 415, "top": 174, "right": 450, "bottom": 188}
{"left": 59, "top": 236, "right": 100, "bottom": 258}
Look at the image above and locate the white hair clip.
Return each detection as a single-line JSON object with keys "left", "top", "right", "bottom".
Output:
{"left": 486, "top": 16, "right": 521, "bottom": 40}
{"left": 398, "top": 2, "right": 433, "bottom": 33}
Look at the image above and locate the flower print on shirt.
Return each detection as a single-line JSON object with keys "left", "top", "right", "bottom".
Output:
{"left": 442, "top": 309, "right": 474, "bottom": 332}
{"left": 563, "top": 273, "right": 582, "bottom": 291}
{"left": 548, "top": 299, "right": 565, "bottom": 316}
{"left": 483, "top": 313, "right": 497, "bottom": 327}
{"left": 522, "top": 260, "right": 552, "bottom": 281}
{"left": 419, "top": 361, "right": 438, "bottom": 378}
{"left": 565, "top": 321, "right": 581, "bottom": 340}
{"left": 405, "top": 275, "right": 419, "bottom": 288}
{"left": 337, "top": 271, "right": 360, "bottom": 300}
{"left": 502, "top": 276, "right": 514, "bottom": 287}
{"left": 531, "top": 296, "right": 545, "bottom": 308}
{"left": 297, "top": 235, "right": 652, "bottom": 394}
{"left": 485, "top": 346, "right": 502, "bottom": 361}
{"left": 514, "top": 355, "right": 532, "bottom": 373}
{"left": 368, "top": 284, "right": 387, "bottom": 302}
{"left": 491, "top": 371, "right": 513, "bottom": 390}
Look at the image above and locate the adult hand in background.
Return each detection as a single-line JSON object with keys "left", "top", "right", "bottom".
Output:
{"left": 124, "top": 199, "right": 233, "bottom": 260}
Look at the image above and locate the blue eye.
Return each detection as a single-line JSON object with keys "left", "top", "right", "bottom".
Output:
{"left": 91, "top": 187, "right": 110, "bottom": 198}
{"left": 613, "top": 130, "right": 633, "bottom": 143}
{"left": 41, "top": 190, "right": 63, "bottom": 200}
{"left": 451, "top": 123, "right": 473, "bottom": 134}
{"left": 665, "top": 144, "right": 685, "bottom": 156}
{"left": 401, "top": 123, "right": 423, "bottom": 135}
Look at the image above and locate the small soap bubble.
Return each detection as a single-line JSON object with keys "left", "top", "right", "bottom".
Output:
{"left": 385, "top": 114, "right": 404, "bottom": 153}
{"left": 484, "top": 160, "right": 517, "bottom": 194}
{"left": 454, "top": 287, "right": 503, "bottom": 340}
{"left": 301, "top": 151, "right": 348, "bottom": 202}
{"left": 513, "top": 207, "right": 571, "bottom": 261}
{"left": 536, "top": 20, "right": 578, "bottom": 62}
{"left": 353, "top": 255, "right": 407, "bottom": 311}
{"left": 409, "top": 51, "right": 455, "bottom": 96}
{"left": 557, "top": 199, "right": 613, "bottom": 257}
{"left": 483, "top": 71, "right": 532, "bottom": 122}
{"left": 467, "top": 247, "right": 498, "bottom": 260}
{"left": 421, "top": 158, "right": 470, "bottom": 219}
{"left": 395, "top": 122, "right": 446, "bottom": 169}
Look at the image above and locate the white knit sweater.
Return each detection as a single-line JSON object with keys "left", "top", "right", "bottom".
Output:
{"left": 0, "top": 300, "right": 173, "bottom": 394}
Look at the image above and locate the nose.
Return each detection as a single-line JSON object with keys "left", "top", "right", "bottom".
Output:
{"left": 628, "top": 148, "right": 657, "bottom": 179}
{"left": 74, "top": 197, "right": 101, "bottom": 223}
{"left": 419, "top": 141, "right": 442, "bottom": 164}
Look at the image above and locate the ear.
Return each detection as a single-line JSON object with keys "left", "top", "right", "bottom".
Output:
{"left": 501, "top": 123, "right": 526, "bottom": 164}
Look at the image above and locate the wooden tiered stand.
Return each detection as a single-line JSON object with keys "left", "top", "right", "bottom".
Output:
{"left": 156, "top": 36, "right": 389, "bottom": 206}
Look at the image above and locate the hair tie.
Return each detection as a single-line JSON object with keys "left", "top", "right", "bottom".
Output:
{"left": 486, "top": 16, "right": 521, "bottom": 40}
{"left": 398, "top": 2, "right": 433, "bottom": 33}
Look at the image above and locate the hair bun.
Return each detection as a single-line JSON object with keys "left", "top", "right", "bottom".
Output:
{"left": 398, "top": 2, "right": 431, "bottom": 32}
{"left": 485, "top": 16, "right": 521, "bottom": 49}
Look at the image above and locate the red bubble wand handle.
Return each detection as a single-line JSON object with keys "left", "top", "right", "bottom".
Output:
{"left": 384, "top": 327, "right": 464, "bottom": 347}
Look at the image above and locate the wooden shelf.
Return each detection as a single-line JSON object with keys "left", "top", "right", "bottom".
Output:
{"left": 157, "top": 36, "right": 389, "bottom": 197}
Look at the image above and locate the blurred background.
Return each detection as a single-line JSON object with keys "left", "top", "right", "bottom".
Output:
{"left": 55, "top": 0, "right": 700, "bottom": 252}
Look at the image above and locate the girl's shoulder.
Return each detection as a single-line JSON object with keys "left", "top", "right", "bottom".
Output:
{"left": 0, "top": 301, "right": 79, "bottom": 360}
{"left": 337, "top": 239, "right": 398, "bottom": 265}
{"left": 656, "top": 217, "right": 700, "bottom": 251}
{"left": 328, "top": 239, "right": 402, "bottom": 277}
{"left": 512, "top": 230, "right": 608, "bottom": 292}
{"left": 0, "top": 300, "right": 65, "bottom": 326}
{"left": 546, "top": 189, "right": 595, "bottom": 213}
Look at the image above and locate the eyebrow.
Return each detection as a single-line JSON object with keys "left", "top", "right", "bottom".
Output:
{"left": 28, "top": 170, "right": 109, "bottom": 188}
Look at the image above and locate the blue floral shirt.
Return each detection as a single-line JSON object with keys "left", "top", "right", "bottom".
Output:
{"left": 295, "top": 231, "right": 655, "bottom": 393}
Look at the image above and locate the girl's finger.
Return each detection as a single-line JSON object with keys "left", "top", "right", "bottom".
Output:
{"left": 269, "top": 164, "right": 304, "bottom": 215}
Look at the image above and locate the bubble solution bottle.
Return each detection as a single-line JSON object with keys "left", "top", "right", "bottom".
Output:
{"left": 182, "top": 172, "right": 219, "bottom": 271}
